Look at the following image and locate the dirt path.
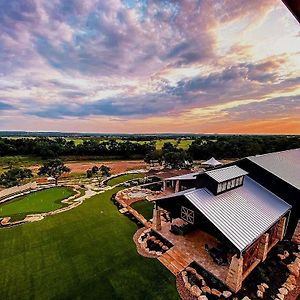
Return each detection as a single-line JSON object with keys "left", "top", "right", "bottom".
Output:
{"left": 30, "top": 160, "right": 147, "bottom": 175}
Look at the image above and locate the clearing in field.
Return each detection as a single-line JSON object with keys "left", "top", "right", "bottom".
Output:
{"left": 106, "top": 173, "right": 144, "bottom": 186}
{"left": 0, "top": 181, "right": 178, "bottom": 300}
{"left": 0, "top": 187, "right": 75, "bottom": 221}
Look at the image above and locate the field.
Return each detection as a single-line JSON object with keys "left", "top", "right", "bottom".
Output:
{"left": 0, "top": 187, "right": 75, "bottom": 221}
{"left": 131, "top": 200, "right": 154, "bottom": 220}
{"left": 0, "top": 184, "right": 178, "bottom": 299}
{"left": 106, "top": 173, "right": 144, "bottom": 186}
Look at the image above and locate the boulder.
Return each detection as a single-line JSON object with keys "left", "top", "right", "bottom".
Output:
{"left": 261, "top": 283, "right": 269, "bottom": 289}
{"left": 286, "top": 275, "right": 296, "bottom": 285}
{"left": 278, "top": 288, "right": 288, "bottom": 295}
{"left": 201, "top": 286, "right": 211, "bottom": 294}
{"left": 211, "top": 288, "right": 222, "bottom": 297}
{"left": 257, "top": 290, "right": 264, "bottom": 298}
{"left": 222, "top": 291, "right": 232, "bottom": 298}
{"left": 257, "top": 285, "right": 265, "bottom": 293}
{"left": 186, "top": 267, "right": 196, "bottom": 273}
{"left": 276, "top": 294, "right": 284, "bottom": 300}
{"left": 287, "top": 263, "right": 299, "bottom": 277}
{"left": 190, "top": 285, "right": 202, "bottom": 297}
{"left": 195, "top": 273, "right": 203, "bottom": 281}
{"left": 185, "top": 282, "right": 191, "bottom": 289}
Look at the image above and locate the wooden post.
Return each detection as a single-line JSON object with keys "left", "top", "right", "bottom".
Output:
{"left": 276, "top": 217, "right": 287, "bottom": 241}
{"left": 257, "top": 233, "right": 269, "bottom": 262}
{"left": 175, "top": 180, "right": 180, "bottom": 193}
{"left": 292, "top": 219, "right": 300, "bottom": 245}
{"left": 152, "top": 204, "right": 161, "bottom": 231}
{"left": 225, "top": 255, "right": 243, "bottom": 293}
{"left": 163, "top": 180, "right": 167, "bottom": 191}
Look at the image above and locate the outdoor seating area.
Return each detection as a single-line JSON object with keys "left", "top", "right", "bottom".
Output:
{"left": 155, "top": 219, "right": 232, "bottom": 283}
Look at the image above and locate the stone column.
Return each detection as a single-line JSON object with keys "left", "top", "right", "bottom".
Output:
{"left": 152, "top": 204, "right": 162, "bottom": 231}
{"left": 257, "top": 233, "right": 269, "bottom": 262}
{"left": 225, "top": 255, "right": 243, "bottom": 293}
{"left": 276, "top": 217, "right": 287, "bottom": 241}
{"left": 175, "top": 180, "right": 180, "bottom": 193}
{"left": 292, "top": 220, "right": 300, "bottom": 245}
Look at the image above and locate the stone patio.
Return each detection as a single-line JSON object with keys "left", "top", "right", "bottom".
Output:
{"left": 154, "top": 219, "right": 232, "bottom": 284}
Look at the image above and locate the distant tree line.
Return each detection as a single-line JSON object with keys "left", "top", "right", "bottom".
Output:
{"left": 187, "top": 135, "right": 300, "bottom": 159}
{"left": 0, "top": 138, "right": 155, "bottom": 159}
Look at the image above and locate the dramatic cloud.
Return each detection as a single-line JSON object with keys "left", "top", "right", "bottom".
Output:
{"left": 0, "top": 0, "right": 299, "bottom": 133}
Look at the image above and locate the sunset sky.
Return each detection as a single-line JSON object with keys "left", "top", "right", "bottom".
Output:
{"left": 0, "top": 0, "right": 299, "bottom": 134}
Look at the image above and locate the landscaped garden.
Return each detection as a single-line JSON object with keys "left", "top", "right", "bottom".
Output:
{"left": 0, "top": 183, "right": 178, "bottom": 299}
{"left": 0, "top": 186, "right": 76, "bottom": 221}
{"left": 106, "top": 173, "right": 144, "bottom": 186}
{"left": 131, "top": 200, "right": 154, "bottom": 220}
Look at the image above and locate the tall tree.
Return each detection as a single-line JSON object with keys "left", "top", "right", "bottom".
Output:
{"left": 38, "top": 159, "right": 70, "bottom": 185}
{"left": 0, "top": 167, "right": 33, "bottom": 188}
{"left": 86, "top": 165, "right": 111, "bottom": 186}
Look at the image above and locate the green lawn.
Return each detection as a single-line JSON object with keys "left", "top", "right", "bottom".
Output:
{"left": 0, "top": 187, "right": 75, "bottom": 221}
{"left": 106, "top": 173, "right": 144, "bottom": 186}
{"left": 131, "top": 200, "right": 154, "bottom": 220}
{"left": 0, "top": 184, "right": 178, "bottom": 300}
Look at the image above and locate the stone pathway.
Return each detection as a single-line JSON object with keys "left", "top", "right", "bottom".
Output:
{"left": 158, "top": 246, "right": 192, "bottom": 275}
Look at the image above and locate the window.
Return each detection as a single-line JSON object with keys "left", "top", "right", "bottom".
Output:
{"left": 222, "top": 182, "right": 227, "bottom": 191}
{"left": 217, "top": 184, "right": 222, "bottom": 193}
{"left": 227, "top": 180, "right": 232, "bottom": 189}
{"left": 181, "top": 206, "right": 195, "bottom": 224}
{"left": 231, "top": 179, "right": 235, "bottom": 188}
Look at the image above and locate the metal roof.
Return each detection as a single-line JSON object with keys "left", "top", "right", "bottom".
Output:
{"left": 166, "top": 172, "right": 202, "bottom": 181}
{"left": 184, "top": 176, "right": 291, "bottom": 252}
{"left": 247, "top": 148, "right": 300, "bottom": 190}
{"left": 206, "top": 165, "right": 248, "bottom": 183}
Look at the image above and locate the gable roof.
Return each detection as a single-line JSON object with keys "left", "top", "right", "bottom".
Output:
{"left": 206, "top": 165, "right": 248, "bottom": 183}
{"left": 247, "top": 148, "right": 300, "bottom": 190}
{"left": 184, "top": 176, "right": 291, "bottom": 252}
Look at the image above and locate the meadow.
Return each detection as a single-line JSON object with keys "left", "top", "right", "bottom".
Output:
{"left": 0, "top": 183, "right": 178, "bottom": 300}
{"left": 0, "top": 186, "right": 75, "bottom": 221}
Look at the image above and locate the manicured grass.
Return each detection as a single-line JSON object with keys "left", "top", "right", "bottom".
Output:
{"left": 0, "top": 184, "right": 179, "bottom": 299}
{"left": 106, "top": 173, "right": 144, "bottom": 186}
{"left": 131, "top": 200, "right": 154, "bottom": 220}
{"left": 0, "top": 187, "right": 75, "bottom": 221}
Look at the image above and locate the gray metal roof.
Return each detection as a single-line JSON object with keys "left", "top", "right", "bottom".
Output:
{"left": 206, "top": 165, "right": 248, "bottom": 183}
{"left": 184, "top": 176, "right": 291, "bottom": 252}
{"left": 166, "top": 172, "right": 201, "bottom": 181}
{"left": 247, "top": 148, "right": 300, "bottom": 190}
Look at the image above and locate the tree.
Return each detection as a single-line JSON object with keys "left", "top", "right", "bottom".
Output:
{"left": 99, "top": 165, "right": 111, "bottom": 178}
{"left": 86, "top": 165, "right": 111, "bottom": 186}
{"left": 0, "top": 167, "right": 33, "bottom": 188}
{"left": 164, "top": 151, "right": 193, "bottom": 169}
{"left": 38, "top": 159, "right": 70, "bottom": 185}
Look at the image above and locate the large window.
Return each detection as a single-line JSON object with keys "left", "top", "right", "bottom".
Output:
{"left": 181, "top": 206, "right": 195, "bottom": 224}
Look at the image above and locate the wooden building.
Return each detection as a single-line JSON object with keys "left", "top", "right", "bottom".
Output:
{"left": 152, "top": 165, "right": 291, "bottom": 292}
